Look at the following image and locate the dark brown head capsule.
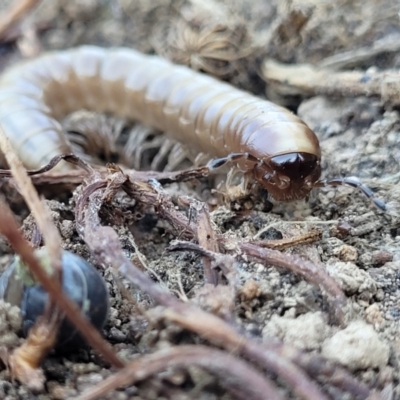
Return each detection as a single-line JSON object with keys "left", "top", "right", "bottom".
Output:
{"left": 253, "top": 151, "right": 322, "bottom": 201}
{"left": 234, "top": 112, "right": 322, "bottom": 201}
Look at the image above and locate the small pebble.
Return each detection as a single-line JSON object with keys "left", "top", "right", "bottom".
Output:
{"left": 322, "top": 321, "right": 389, "bottom": 370}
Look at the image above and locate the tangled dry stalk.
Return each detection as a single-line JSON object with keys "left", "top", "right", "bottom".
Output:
{"left": 0, "top": 150, "right": 381, "bottom": 400}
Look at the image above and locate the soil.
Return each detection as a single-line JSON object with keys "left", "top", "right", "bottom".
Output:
{"left": 0, "top": 0, "right": 399, "bottom": 399}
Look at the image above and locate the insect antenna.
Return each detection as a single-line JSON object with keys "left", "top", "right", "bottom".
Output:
{"left": 206, "top": 152, "right": 259, "bottom": 171}
{"left": 314, "top": 176, "right": 386, "bottom": 211}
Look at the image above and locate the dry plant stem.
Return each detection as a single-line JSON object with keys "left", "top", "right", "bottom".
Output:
{"left": 238, "top": 242, "right": 346, "bottom": 325}
{"left": 7, "top": 155, "right": 374, "bottom": 398}
{"left": 75, "top": 176, "right": 355, "bottom": 400}
{"left": 165, "top": 307, "right": 371, "bottom": 400}
{"left": 7, "top": 313, "right": 59, "bottom": 391}
{"left": 0, "top": 198, "right": 124, "bottom": 369}
{"left": 168, "top": 240, "right": 240, "bottom": 288}
{"left": 250, "top": 229, "right": 322, "bottom": 250}
{"left": 0, "top": 0, "right": 40, "bottom": 40}
{"left": 74, "top": 345, "right": 283, "bottom": 400}
{"left": 317, "top": 35, "right": 400, "bottom": 70}
{"left": 0, "top": 155, "right": 369, "bottom": 397}
{"left": 118, "top": 177, "right": 373, "bottom": 397}
{"left": 195, "top": 203, "right": 219, "bottom": 285}
{"left": 0, "top": 122, "right": 66, "bottom": 381}
{"left": 167, "top": 240, "right": 371, "bottom": 399}
{"left": 284, "top": 350, "right": 373, "bottom": 400}
{"left": 1, "top": 153, "right": 346, "bottom": 323}
{"left": 2, "top": 163, "right": 210, "bottom": 186}
{"left": 28, "top": 164, "right": 211, "bottom": 187}
{"left": 241, "top": 340, "right": 375, "bottom": 400}
{"left": 0, "top": 153, "right": 210, "bottom": 187}
{"left": 0, "top": 125, "right": 62, "bottom": 273}
{"left": 106, "top": 260, "right": 330, "bottom": 399}
{"left": 261, "top": 59, "right": 400, "bottom": 106}
{"left": 126, "top": 176, "right": 347, "bottom": 325}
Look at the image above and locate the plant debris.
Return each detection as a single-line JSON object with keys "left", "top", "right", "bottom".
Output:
{"left": 0, "top": 1, "right": 399, "bottom": 399}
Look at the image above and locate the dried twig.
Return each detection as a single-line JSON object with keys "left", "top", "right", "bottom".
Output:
{"left": 250, "top": 229, "right": 322, "bottom": 250}
{"left": 0, "top": 120, "right": 65, "bottom": 386}
{"left": 0, "top": 125, "right": 62, "bottom": 272}
{"left": 75, "top": 345, "right": 283, "bottom": 400}
{"left": 0, "top": 152, "right": 347, "bottom": 321}
{"left": 166, "top": 241, "right": 371, "bottom": 399}
{"left": 317, "top": 34, "right": 400, "bottom": 70}
{"left": 0, "top": 153, "right": 94, "bottom": 178}
{"left": 0, "top": 153, "right": 374, "bottom": 398}
{"left": 237, "top": 242, "right": 346, "bottom": 325}
{"left": 168, "top": 240, "right": 239, "bottom": 288}
{"left": 0, "top": 198, "right": 124, "bottom": 370}
{"left": 174, "top": 235, "right": 337, "bottom": 332}
{"left": 75, "top": 175, "right": 331, "bottom": 400}
{"left": 72, "top": 170, "right": 374, "bottom": 400}
{"left": 0, "top": 153, "right": 211, "bottom": 187}
{"left": 0, "top": 135, "right": 123, "bottom": 376}
{"left": 124, "top": 175, "right": 347, "bottom": 324}
{"left": 193, "top": 201, "right": 219, "bottom": 285}
{"left": 261, "top": 59, "right": 400, "bottom": 106}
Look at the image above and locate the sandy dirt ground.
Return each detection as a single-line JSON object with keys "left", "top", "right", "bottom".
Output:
{"left": 0, "top": 0, "right": 399, "bottom": 399}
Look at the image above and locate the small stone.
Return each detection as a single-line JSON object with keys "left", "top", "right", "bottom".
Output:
{"left": 365, "top": 303, "right": 384, "bottom": 328}
{"left": 240, "top": 279, "right": 261, "bottom": 301}
{"left": 335, "top": 220, "right": 352, "bottom": 237}
{"left": 263, "top": 312, "right": 329, "bottom": 350}
{"left": 47, "top": 381, "right": 77, "bottom": 400}
{"left": 321, "top": 321, "right": 389, "bottom": 370}
{"left": 371, "top": 250, "right": 393, "bottom": 266}
{"left": 193, "top": 284, "right": 234, "bottom": 318}
{"left": 335, "top": 245, "right": 358, "bottom": 262}
{"left": 60, "top": 220, "right": 75, "bottom": 239}
{"left": 0, "top": 332, "right": 20, "bottom": 347}
{"left": 71, "top": 362, "right": 100, "bottom": 375}
{"left": 325, "top": 261, "right": 377, "bottom": 297}
{"left": 0, "top": 301, "right": 22, "bottom": 332}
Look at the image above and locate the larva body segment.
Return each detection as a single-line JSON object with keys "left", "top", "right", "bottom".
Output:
{"left": 0, "top": 46, "right": 322, "bottom": 201}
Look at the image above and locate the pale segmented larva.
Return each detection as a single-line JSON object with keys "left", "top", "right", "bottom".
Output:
{"left": 0, "top": 46, "right": 384, "bottom": 207}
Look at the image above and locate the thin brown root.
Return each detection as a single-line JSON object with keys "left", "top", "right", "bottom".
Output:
{"left": 0, "top": 124, "right": 63, "bottom": 274}
{"left": 261, "top": 59, "right": 400, "bottom": 107}
{"left": 124, "top": 174, "right": 347, "bottom": 323}
{"left": 195, "top": 201, "right": 219, "bottom": 285}
{"left": 72, "top": 170, "right": 371, "bottom": 400}
{"left": 74, "top": 345, "right": 283, "bottom": 400}
{"left": 237, "top": 242, "right": 347, "bottom": 326}
{"left": 250, "top": 229, "right": 322, "bottom": 250}
{"left": 167, "top": 240, "right": 239, "bottom": 288}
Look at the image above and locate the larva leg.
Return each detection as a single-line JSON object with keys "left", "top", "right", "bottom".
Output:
{"left": 165, "top": 143, "right": 190, "bottom": 171}
{"left": 123, "top": 125, "right": 159, "bottom": 170}
{"left": 225, "top": 167, "right": 251, "bottom": 198}
{"left": 314, "top": 176, "right": 386, "bottom": 211}
{"left": 150, "top": 138, "right": 176, "bottom": 170}
{"left": 189, "top": 153, "right": 260, "bottom": 201}
{"left": 193, "top": 153, "right": 210, "bottom": 167}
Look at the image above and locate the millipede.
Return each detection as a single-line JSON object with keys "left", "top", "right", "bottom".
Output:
{"left": 0, "top": 46, "right": 385, "bottom": 209}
